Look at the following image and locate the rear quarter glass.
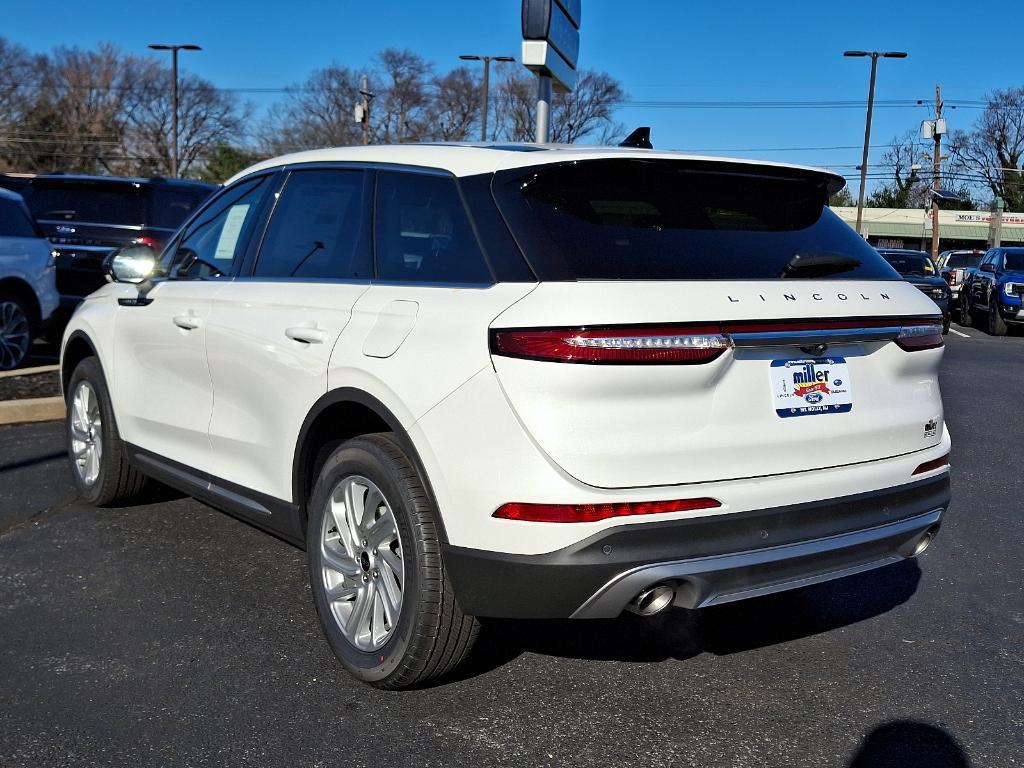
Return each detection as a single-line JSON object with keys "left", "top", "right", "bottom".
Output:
{"left": 490, "top": 158, "right": 899, "bottom": 282}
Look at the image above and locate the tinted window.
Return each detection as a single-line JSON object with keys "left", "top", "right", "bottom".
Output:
{"left": 255, "top": 170, "right": 370, "bottom": 279}
{"left": 167, "top": 176, "right": 269, "bottom": 279}
{"left": 24, "top": 182, "right": 145, "bottom": 224}
{"left": 1005, "top": 251, "right": 1024, "bottom": 271}
{"left": 148, "top": 185, "right": 215, "bottom": 229}
{"left": 945, "top": 252, "right": 983, "bottom": 269}
{"left": 0, "top": 197, "right": 38, "bottom": 238}
{"left": 492, "top": 159, "right": 899, "bottom": 281}
{"left": 375, "top": 172, "right": 491, "bottom": 284}
{"left": 879, "top": 251, "right": 935, "bottom": 277}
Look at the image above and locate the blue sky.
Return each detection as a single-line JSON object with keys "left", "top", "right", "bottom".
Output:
{"left": 2, "top": 0, "right": 1013, "bottom": 193}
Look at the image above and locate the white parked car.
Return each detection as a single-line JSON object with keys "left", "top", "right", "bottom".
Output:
{"left": 0, "top": 188, "right": 58, "bottom": 370}
{"left": 61, "top": 143, "right": 951, "bottom": 688}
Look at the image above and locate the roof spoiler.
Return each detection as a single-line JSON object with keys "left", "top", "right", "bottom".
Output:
{"left": 619, "top": 127, "right": 653, "bottom": 150}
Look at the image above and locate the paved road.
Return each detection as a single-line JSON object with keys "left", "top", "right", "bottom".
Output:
{"left": 1, "top": 332, "right": 1021, "bottom": 767}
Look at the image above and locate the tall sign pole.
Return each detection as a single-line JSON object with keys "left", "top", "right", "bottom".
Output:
{"left": 522, "top": 0, "right": 581, "bottom": 143}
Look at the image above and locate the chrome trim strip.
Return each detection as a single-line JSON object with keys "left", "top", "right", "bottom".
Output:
{"left": 570, "top": 508, "right": 942, "bottom": 619}
{"left": 729, "top": 326, "right": 903, "bottom": 348}
{"left": 39, "top": 219, "right": 149, "bottom": 231}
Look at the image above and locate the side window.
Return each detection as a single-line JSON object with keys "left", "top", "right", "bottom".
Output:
{"left": 0, "top": 197, "right": 38, "bottom": 238}
{"left": 254, "top": 169, "right": 370, "bottom": 279}
{"left": 165, "top": 175, "right": 269, "bottom": 280}
{"left": 374, "top": 171, "right": 491, "bottom": 284}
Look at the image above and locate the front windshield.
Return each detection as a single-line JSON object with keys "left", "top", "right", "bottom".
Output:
{"left": 882, "top": 252, "right": 935, "bottom": 277}
{"left": 945, "top": 252, "right": 983, "bottom": 269}
{"left": 1004, "top": 251, "right": 1024, "bottom": 271}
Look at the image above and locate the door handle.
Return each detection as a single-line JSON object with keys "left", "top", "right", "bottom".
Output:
{"left": 173, "top": 314, "right": 201, "bottom": 331}
{"left": 285, "top": 326, "right": 326, "bottom": 344}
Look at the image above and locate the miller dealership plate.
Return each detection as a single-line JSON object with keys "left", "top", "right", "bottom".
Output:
{"left": 770, "top": 357, "right": 853, "bottom": 418}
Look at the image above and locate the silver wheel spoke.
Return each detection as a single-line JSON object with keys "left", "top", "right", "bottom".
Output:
{"left": 320, "top": 474, "right": 404, "bottom": 652}
{"left": 69, "top": 381, "right": 102, "bottom": 486}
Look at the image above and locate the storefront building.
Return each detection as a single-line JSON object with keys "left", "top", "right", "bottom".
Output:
{"left": 831, "top": 206, "right": 1024, "bottom": 251}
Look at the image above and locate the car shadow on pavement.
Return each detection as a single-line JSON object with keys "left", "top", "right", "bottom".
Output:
{"left": 448, "top": 559, "right": 921, "bottom": 683}
{"left": 846, "top": 720, "right": 970, "bottom": 767}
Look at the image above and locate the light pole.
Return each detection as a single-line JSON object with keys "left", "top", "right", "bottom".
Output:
{"left": 844, "top": 50, "right": 907, "bottom": 237}
{"left": 148, "top": 43, "right": 201, "bottom": 177}
{"left": 459, "top": 54, "right": 515, "bottom": 142}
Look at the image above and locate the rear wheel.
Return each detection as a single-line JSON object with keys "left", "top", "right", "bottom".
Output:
{"left": 988, "top": 299, "right": 1008, "bottom": 336}
{"left": 307, "top": 433, "right": 478, "bottom": 689}
{"left": 0, "top": 294, "right": 31, "bottom": 370}
{"left": 67, "top": 357, "right": 149, "bottom": 505}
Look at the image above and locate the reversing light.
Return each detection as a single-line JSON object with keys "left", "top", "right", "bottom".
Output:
{"left": 913, "top": 453, "right": 950, "bottom": 475}
{"left": 492, "top": 497, "right": 721, "bottom": 523}
{"left": 895, "top": 321, "right": 944, "bottom": 351}
{"left": 490, "top": 327, "right": 730, "bottom": 364}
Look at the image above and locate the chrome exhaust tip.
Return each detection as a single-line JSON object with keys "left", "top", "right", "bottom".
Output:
{"left": 912, "top": 528, "right": 938, "bottom": 557}
{"left": 626, "top": 584, "right": 675, "bottom": 616}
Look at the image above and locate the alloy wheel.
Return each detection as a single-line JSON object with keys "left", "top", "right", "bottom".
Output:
{"left": 320, "top": 475, "right": 405, "bottom": 651}
{"left": 0, "top": 300, "right": 30, "bottom": 370}
{"left": 70, "top": 381, "right": 103, "bottom": 486}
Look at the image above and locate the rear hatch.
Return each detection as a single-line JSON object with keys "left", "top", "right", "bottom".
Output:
{"left": 488, "top": 158, "right": 945, "bottom": 489}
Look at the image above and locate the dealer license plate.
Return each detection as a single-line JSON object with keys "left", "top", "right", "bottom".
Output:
{"left": 770, "top": 357, "right": 853, "bottom": 418}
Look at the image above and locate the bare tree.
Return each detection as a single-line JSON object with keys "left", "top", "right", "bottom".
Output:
{"left": 950, "top": 86, "right": 1024, "bottom": 210}
{"left": 257, "top": 65, "right": 365, "bottom": 155}
{"left": 867, "top": 131, "right": 927, "bottom": 208}
{"left": 492, "top": 69, "right": 625, "bottom": 143}
{"left": 372, "top": 49, "right": 433, "bottom": 143}
{"left": 429, "top": 66, "right": 481, "bottom": 141}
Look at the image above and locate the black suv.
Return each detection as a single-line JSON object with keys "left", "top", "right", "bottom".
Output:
{"left": 0, "top": 174, "right": 215, "bottom": 329}
{"left": 876, "top": 248, "right": 951, "bottom": 334}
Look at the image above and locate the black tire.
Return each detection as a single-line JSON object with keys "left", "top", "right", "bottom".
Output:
{"left": 942, "top": 314, "right": 950, "bottom": 335}
{"left": 306, "top": 433, "right": 478, "bottom": 689}
{"left": 959, "top": 295, "right": 973, "bottom": 327}
{"left": 988, "top": 299, "right": 1008, "bottom": 336}
{"left": 0, "top": 292, "right": 33, "bottom": 371}
{"left": 66, "top": 356, "right": 149, "bottom": 505}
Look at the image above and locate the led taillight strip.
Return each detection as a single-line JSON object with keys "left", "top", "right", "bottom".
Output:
{"left": 493, "top": 497, "right": 722, "bottom": 523}
{"left": 491, "top": 317, "right": 944, "bottom": 364}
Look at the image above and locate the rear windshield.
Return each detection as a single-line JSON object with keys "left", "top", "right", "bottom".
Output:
{"left": 880, "top": 252, "right": 935, "bottom": 277}
{"left": 148, "top": 185, "right": 215, "bottom": 228}
{"left": 945, "top": 252, "right": 983, "bottom": 269}
{"left": 24, "top": 182, "right": 145, "bottom": 225}
{"left": 491, "top": 159, "right": 898, "bottom": 281}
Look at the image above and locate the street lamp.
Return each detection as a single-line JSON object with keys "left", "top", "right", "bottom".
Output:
{"left": 844, "top": 50, "right": 907, "bottom": 237}
{"left": 148, "top": 43, "right": 202, "bottom": 178}
{"left": 459, "top": 54, "right": 515, "bottom": 142}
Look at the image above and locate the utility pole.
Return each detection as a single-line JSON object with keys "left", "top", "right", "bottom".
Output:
{"left": 355, "top": 75, "right": 375, "bottom": 146}
{"left": 990, "top": 197, "right": 1005, "bottom": 248}
{"left": 148, "top": 44, "right": 201, "bottom": 178}
{"left": 844, "top": 50, "right": 907, "bottom": 237}
{"left": 459, "top": 55, "right": 515, "bottom": 141}
{"left": 930, "top": 83, "right": 943, "bottom": 261}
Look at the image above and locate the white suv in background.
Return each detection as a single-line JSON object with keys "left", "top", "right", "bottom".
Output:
{"left": 0, "top": 188, "right": 57, "bottom": 370}
{"left": 61, "top": 143, "right": 951, "bottom": 689}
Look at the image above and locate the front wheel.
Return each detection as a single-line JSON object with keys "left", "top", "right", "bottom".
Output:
{"left": 988, "top": 299, "right": 1008, "bottom": 336}
{"left": 0, "top": 294, "right": 32, "bottom": 370}
{"left": 306, "top": 433, "right": 478, "bottom": 689}
{"left": 959, "top": 295, "right": 973, "bottom": 327}
{"left": 942, "top": 315, "right": 950, "bottom": 335}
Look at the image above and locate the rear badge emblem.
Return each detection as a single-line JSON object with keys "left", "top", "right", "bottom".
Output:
{"left": 924, "top": 418, "right": 938, "bottom": 438}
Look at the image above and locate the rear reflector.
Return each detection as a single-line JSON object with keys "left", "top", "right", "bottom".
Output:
{"left": 493, "top": 497, "right": 721, "bottom": 523}
{"left": 913, "top": 453, "right": 950, "bottom": 475}
{"left": 896, "top": 321, "right": 945, "bottom": 351}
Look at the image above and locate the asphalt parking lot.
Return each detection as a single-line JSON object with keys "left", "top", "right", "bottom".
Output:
{"left": 1, "top": 332, "right": 1021, "bottom": 768}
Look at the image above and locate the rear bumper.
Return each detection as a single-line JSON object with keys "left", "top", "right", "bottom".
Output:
{"left": 443, "top": 474, "right": 950, "bottom": 619}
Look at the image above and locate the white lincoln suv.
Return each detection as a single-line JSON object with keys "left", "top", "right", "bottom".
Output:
{"left": 61, "top": 143, "right": 951, "bottom": 688}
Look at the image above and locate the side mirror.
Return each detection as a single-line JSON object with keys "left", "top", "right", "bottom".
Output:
{"left": 980, "top": 262, "right": 996, "bottom": 273}
{"left": 105, "top": 245, "right": 158, "bottom": 285}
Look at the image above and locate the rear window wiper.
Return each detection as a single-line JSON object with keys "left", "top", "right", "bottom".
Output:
{"left": 781, "top": 252, "right": 862, "bottom": 278}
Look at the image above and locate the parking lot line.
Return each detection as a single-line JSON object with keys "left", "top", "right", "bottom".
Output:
{"left": 949, "top": 328, "right": 971, "bottom": 338}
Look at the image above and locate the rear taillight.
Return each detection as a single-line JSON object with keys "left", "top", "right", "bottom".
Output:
{"left": 913, "top": 453, "right": 950, "bottom": 475}
{"left": 493, "top": 497, "right": 722, "bottom": 523}
{"left": 490, "top": 327, "right": 730, "bottom": 364}
{"left": 132, "top": 236, "right": 159, "bottom": 248}
{"left": 896, "top": 320, "right": 944, "bottom": 351}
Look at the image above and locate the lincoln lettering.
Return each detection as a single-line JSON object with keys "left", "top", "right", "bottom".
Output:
{"left": 727, "top": 292, "right": 893, "bottom": 303}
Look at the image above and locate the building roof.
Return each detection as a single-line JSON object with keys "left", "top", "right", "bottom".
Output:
{"left": 225, "top": 142, "right": 846, "bottom": 186}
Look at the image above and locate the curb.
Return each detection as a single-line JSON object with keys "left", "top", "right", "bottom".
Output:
{"left": 0, "top": 364, "right": 60, "bottom": 380}
{"left": 0, "top": 396, "right": 65, "bottom": 425}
